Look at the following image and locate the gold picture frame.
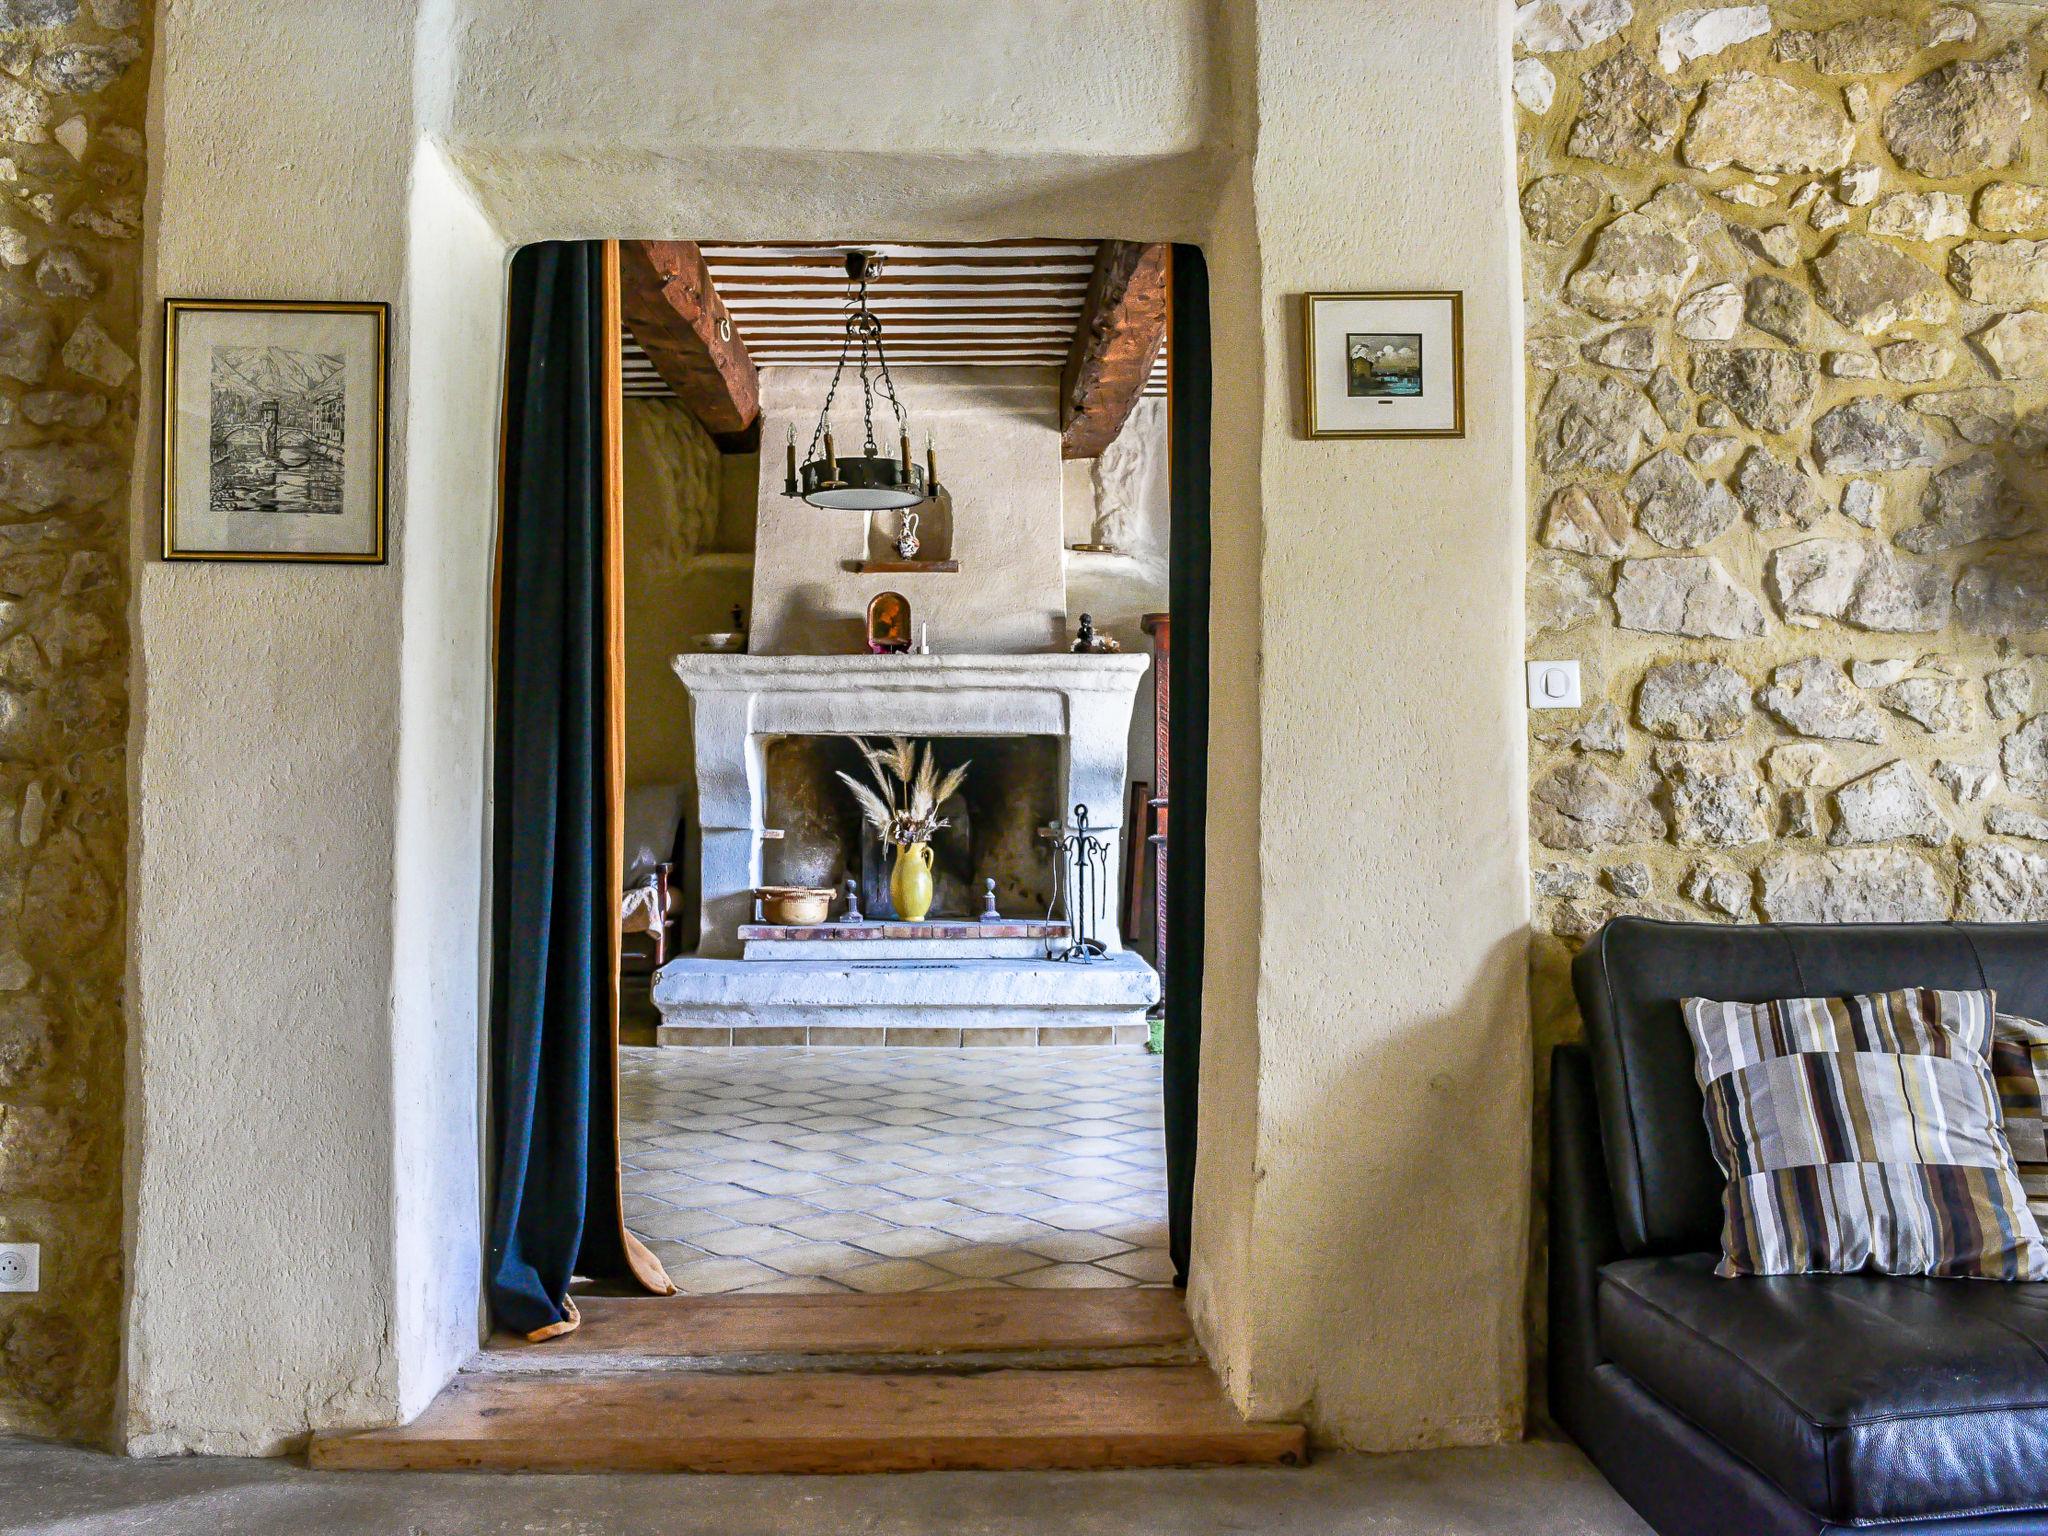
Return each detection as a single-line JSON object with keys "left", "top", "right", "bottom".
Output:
{"left": 1300, "top": 290, "right": 1464, "bottom": 440}
{"left": 162, "top": 298, "right": 389, "bottom": 563}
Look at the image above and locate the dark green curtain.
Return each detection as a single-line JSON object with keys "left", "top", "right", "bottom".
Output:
{"left": 1164, "top": 244, "right": 1210, "bottom": 1287}
{"left": 487, "top": 241, "right": 662, "bottom": 1338}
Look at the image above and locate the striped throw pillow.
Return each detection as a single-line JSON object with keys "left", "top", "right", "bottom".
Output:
{"left": 1992, "top": 1014, "right": 2048, "bottom": 1227}
{"left": 1681, "top": 988, "right": 2047, "bottom": 1280}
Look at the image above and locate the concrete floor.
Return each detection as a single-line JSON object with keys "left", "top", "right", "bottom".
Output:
{"left": 1, "top": 1435, "right": 1649, "bottom": 1535}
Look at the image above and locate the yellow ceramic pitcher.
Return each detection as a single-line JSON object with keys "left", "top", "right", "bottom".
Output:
{"left": 891, "top": 841, "right": 935, "bottom": 921}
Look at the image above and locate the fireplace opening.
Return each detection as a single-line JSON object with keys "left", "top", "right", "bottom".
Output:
{"left": 763, "top": 734, "right": 1059, "bottom": 921}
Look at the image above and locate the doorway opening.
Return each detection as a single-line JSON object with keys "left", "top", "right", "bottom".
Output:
{"left": 307, "top": 238, "right": 1249, "bottom": 1474}
{"left": 611, "top": 238, "right": 1200, "bottom": 1299}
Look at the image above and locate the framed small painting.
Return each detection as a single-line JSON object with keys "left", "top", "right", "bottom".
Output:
{"left": 162, "top": 299, "right": 389, "bottom": 562}
{"left": 1301, "top": 290, "right": 1464, "bottom": 439}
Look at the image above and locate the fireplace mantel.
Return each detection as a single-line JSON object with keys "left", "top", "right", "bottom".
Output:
{"left": 670, "top": 652, "right": 1151, "bottom": 704}
{"left": 671, "top": 651, "right": 1151, "bottom": 956}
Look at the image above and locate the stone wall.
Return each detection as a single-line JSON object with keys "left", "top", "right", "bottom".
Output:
{"left": 0, "top": 0, "right": 147, "bottom": 1441}
{"left": 1520, "top": 0, "right": 2048, "bottom": 1358}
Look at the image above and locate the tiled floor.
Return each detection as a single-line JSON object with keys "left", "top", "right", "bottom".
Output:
{"left": 619, "top": 1046, "right": 1172, "bottom": 1295}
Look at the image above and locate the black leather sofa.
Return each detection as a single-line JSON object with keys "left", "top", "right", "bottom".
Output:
{"left": 1551, "top": 917, "right": 2048, "bottom": 1535}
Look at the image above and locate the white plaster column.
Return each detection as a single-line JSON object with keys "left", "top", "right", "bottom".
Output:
{"left": 1188, "top": 0, "right": 1532, "bottom": 1452}
{"left": 126, "top": 0, "right": 427, "bottom": 1455}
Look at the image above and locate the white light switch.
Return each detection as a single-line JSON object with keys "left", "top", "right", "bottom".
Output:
{"left": 1527, "top": 660, "right": 1582, "bottom": 710}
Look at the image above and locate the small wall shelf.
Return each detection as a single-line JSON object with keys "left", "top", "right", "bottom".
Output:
{"left": 681, "top": 550, "right": 756, "bottom": 573}
{"left": 849, "top": 559, "right": 961, "bottom": 574}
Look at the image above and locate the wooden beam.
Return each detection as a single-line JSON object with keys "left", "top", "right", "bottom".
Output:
{"left": 617, "top": 240, "right": 759, "bottom": 438}
{"left": 1060, "top": 241, "right": 1169, "bottom": 459}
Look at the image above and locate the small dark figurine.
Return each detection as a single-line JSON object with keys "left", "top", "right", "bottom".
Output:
{"left": 1070, "top": 613, "right": 1121, "bottom": 654}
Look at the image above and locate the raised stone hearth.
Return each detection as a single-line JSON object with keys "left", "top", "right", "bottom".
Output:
{"left": 652, "top": 952, "right": 1160, "bottom": 1047}
{"left": 657, "top": 652, "right": 1159, "bottom": 1043}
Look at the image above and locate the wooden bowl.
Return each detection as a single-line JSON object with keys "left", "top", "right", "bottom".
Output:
{"left": 757, "top": 886, "right": 835, "bottom": 925}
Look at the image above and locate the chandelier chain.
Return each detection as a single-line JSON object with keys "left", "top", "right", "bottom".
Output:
{"left": 802, "top": 254, "right": 912, "bottom": 471}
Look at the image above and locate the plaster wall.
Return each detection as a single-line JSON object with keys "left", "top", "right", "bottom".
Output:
{"left": 430, "top": 0, "right": 1223, "bottom": 246}
{"left": 1203, "top": 0, "right": 1534, "bottom": 1446}
{"left": 1065, "top": 396, "right": 1171, "bottom": 774}
{"left": 387, "top": 140, "right": 502, "bottom": 1423}
{"left": 120, "top": 0, "right": 1534, "bottom": 1456}
{"left": 749, "top": 366, "right": 1067, "bottom": 655}
{"left": 125, "top": 0, "right": 423, "bottom": 1455}
{"left": 620, "top": 396, "right": 750, "bottom": 795}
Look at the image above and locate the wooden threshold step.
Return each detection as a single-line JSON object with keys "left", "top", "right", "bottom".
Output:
{"left": 308, "top": 1363, "right": 1306, "bottom": 1474}
{"left": 481, "top": 1288, "right": 1196, "bottom": 1369}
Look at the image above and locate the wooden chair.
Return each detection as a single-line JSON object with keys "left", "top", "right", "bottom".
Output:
{"left": 621, "top": 787, "right": 688, "bottom": 975}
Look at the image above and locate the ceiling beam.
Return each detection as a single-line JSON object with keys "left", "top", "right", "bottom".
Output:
{"left": 1059, "top": 242, "right": 1169, "bottom": 460}
{"left": 618, "top": 240, "right": 759, "bottom": 440}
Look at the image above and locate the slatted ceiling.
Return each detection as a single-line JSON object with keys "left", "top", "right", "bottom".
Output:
{"left": 620, "top": 238, "right": 1167, "bottom": 403}
{"left": 1142, "top": 357, "right": 1166, "bottom": 398}
{"left": 708, "top": 239, "right": 1089, "bottom": 369}
{"left": 621, "top": 335, "right": 668, "bottom": 397}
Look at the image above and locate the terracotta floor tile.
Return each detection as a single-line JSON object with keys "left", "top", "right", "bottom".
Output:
{"left": 689, "top": 1224, "right": 802, "bottom": 1259}
{"left": 924, "top": 1244, "right": 1048, "bottom": 1280}
{"left": 1097, "top": 1246, "right": 1179, "bottom": 1282}
{"left": 1004, "top": 1262, "right": 1129, "bottom": 1289}
{"left": 664, "top": 1255, "right": 783, "bottom": 1294}
{"left": 1017, "top": 1230, "right": 1136, "bottom": 1263}
{"left": 838, "top": 1257, "right": 955, "bottom": 1293}
{"left": 849, "top": 1226, "right": 968, "bottom": 1260}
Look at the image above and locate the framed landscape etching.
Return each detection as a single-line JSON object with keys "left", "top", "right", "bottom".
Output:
{"left": 162, "top": 299, "right": 389, "bottom": 562}
{"left": 1300, "top": 290, "right": 1464, "bottom": 439}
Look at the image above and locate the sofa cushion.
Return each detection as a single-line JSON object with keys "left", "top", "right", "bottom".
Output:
{"left": 1681, "top": 988, "right": 2046, "bottom": 1280}
{"left": 1601, "top": 1253, "right": 2048, "bottom": 1525}
{"left": 1573, "top": 919, "right": 2048, "bottom": 1257}
{"left": 1993, "top": 1014, "right": 2048, "bottom": 1227}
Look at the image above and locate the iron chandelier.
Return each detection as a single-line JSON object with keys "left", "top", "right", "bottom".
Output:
{"left": 782, "top": 249, "right": 940, "bottom": 511}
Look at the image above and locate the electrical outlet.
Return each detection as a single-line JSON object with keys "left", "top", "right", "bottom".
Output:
{"left": 0, "top": 1243, "right": 38, "bottom": 1293}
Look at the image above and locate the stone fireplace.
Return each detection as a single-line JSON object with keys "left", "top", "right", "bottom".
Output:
{"left": 653, "top": 652, "right": 1159, "bottom": 1043}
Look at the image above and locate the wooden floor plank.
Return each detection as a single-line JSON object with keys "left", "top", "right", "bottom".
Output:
{"left": 308, "top": 1364, "right": 1306, "bottom": 1475}
{"left": 487, "top": 1288, "right": 1193, "bottom": 1362}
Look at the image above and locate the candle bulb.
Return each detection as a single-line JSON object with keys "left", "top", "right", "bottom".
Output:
{"left": 925, "top": 434, "right": 938, "bottom": 495}
{"left": 824, "top": 430, "right": 837, "bottom": 481}
{"left": 783, "top": 426, "right": 798, "bottom": 495}
{"left": 899, "top": 430, "right": 912, "bottom": 485}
